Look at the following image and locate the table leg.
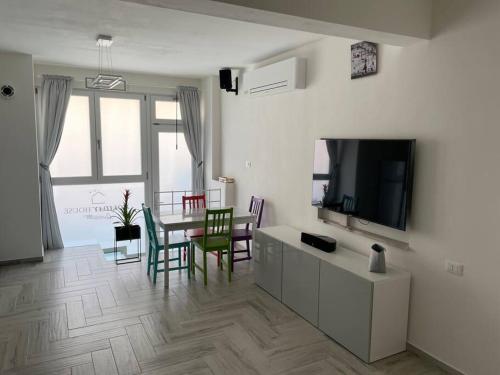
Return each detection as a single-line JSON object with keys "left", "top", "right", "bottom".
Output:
{"left": 251, "top": 216, "right": 256, "bottom": 254}
{"left": 164, "top": 229, "right": 169, "bottom": 289}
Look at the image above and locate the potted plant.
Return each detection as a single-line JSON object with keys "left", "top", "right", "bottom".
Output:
{"left": 113, "top": 189, "right": 141, "bottom": 241}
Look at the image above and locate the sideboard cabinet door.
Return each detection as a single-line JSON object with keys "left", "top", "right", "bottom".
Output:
{"left": 254, "top": 231, "right": 283, "bottom": 300}
{"left": 282, "top": 244, "right": 320, "bottom": 326}
{"left": 318, "top": 260, "right": 373, "bottom": 362}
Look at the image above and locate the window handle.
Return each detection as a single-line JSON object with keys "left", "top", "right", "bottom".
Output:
{"left": 97, "top": 139, "right": 101, "bottom": 149}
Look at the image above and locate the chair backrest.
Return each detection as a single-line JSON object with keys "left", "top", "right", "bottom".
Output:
{"left": 202, "top": 208, "right": 233, "bottom": 249}
{"left": 342, "top": 195, "right": 357, "bottom": 213}
{"left": 182, "top": 194, "right": 206, "bottom": 210}
{"left": 142, "top": 204, "right": 160, "bottom": 249}
{"left": 247, "top": 196, "right": 265, "bottom": 230}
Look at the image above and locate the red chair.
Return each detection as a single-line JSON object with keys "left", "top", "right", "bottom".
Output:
{"left": 231, "top": 196, "right": 264, "bottom": 269}
{"left": 183, "top": 194, "right": 207, "bottom": 260}
{"left": 183, "top": 194, "right": 206, "bottom": 239}
{"left": 182, "top": 194, "right": 206, "bottom": 210}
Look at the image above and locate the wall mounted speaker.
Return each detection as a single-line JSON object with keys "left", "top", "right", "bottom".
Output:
{"left": 219, "top": 68, "right": 238, "bottom": 95}
{"left": 0, "top": 84, "right": 15, "bottom": 99}
{"left": 219, "top": 68, "right": 232, "bottom": 90}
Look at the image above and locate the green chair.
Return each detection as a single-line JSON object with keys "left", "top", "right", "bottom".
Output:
{"left": 142, "top": 204, "right": 191, "bottom": 284}
{"left": 191, "top": 208, "right": 234, "bottom": 286}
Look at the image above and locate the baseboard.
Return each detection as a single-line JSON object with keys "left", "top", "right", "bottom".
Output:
{"left": 407, "top": 343, "right": 465, "bottom": 375}
{"left": 0, "top": 256, "right": 43, "bottom": 266}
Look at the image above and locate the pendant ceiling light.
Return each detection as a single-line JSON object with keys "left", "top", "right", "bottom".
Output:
{"left": 85, "top": 35, "right": 127, "bottom": 91}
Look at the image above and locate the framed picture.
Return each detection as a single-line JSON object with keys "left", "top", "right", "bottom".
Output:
{"left": 351, "top": 41, "right": 377, "bottom": 79}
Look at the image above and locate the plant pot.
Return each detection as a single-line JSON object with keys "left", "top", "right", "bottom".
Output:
{"left": 115, "top": 225, "right": 141, "bottom": 242}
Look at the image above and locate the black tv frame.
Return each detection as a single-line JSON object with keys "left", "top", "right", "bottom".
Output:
{"left": 312, "top": 138, "right": 416, "bottom": 231}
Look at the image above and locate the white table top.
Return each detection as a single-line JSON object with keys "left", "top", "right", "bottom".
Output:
{"left": 155, "top": 207, "right": 255, "bottom": 229}
{"left": 156, "top": 206, "right": 255, "bottom": 288}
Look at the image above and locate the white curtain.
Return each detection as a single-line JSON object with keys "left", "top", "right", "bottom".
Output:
{"left": 39, "top": 75, "right": 73, "bottom": 250}
{"left": 178, "top": 86, "right": 204, "bottom": 193}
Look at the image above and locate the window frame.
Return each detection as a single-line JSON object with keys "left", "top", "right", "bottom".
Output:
{"left": 94, "top": 91, "right": 148, "bottom": 184}
{"left": 51, "top": 90, "right": 98, "bottom": 186}
{"left": 151, "top": 122, "right": 192, "bottom": 195}
{"left": 51, "top": 90, "right": 148, "bottom": 186}
{"left": 151, "top": 95, "right": 183, "bottom": 126}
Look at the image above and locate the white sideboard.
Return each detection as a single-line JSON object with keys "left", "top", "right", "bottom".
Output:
{"left": 253, "top": 225, "right": 411, "bottom": 363}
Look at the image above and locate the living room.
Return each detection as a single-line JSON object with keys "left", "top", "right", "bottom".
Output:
{"left": 0, "top": 1, "right": 498, "bottom": 374}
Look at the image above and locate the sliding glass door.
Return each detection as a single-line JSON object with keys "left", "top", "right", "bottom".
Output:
{"left": 151, "top": 96, "right": 192, "bottom": 214}
{"left": 52, "top": 90, "right": 147, "bottom": 248}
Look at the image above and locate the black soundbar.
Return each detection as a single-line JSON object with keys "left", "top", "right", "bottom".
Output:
{"left": 301, "top": 232, "right": 337, "bottom": 253}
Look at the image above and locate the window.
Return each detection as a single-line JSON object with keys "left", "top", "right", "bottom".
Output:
{"left": 153, "top": 97, "right": 182, "bottom": 123}
{"left": 49, "top": 91, "right": 147, "bottom": 248}
{"left": 50, "top": 91, "right": 147, "bottom": 183}
{"left": 53, "top": 182, "right": 145, "bottom": 248}
{"left": 51, "top": 94, "right": 94, "bottom": 178}
{"left": 99, "top": 97, "right": 143, "bottom": 177}
{"left": 47, "top": 91, "right": 193, "bottom": 248}
{"left": 158, "top": 132, "right": 192, "bottom": 191}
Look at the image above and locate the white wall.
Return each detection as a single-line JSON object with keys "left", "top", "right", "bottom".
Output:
{"left": 219, "top": 1, "right": 500, "bottom": 374}
{"left": 201, "top": 76, "right": 222, "bottom": 183}
{"left": 0, "top": 52, "right": 43, "bottom": 261}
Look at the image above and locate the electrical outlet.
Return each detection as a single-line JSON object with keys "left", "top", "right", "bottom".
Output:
{"left": 245, "top": 160, "right": 252, "bottom": 168}
{"left": 445, "top": 260, "right": 464, "bottom": 276}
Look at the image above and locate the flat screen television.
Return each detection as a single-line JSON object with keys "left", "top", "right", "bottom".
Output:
{"left": 312, "top": 139, "right": 415, "bottom": 231}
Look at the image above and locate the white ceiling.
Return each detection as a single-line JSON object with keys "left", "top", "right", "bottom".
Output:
{"left": 0, "top": 0, "right": 322, "bottom": 77}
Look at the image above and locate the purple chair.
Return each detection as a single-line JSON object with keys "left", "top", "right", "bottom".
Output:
{"left": 231, "top": 196, "right": 264, "bottom": 269}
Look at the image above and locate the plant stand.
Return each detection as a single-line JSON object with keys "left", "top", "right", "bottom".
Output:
{"left": 114, "top": 225, "right": 142, "bottom": 265}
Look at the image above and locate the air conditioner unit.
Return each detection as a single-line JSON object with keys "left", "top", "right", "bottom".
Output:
{"left": 243, "top": 57, "right": 306, "bottom": 96}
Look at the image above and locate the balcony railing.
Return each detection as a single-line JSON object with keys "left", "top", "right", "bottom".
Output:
{"left": 153, "top": 188, "right": 222, "bottom": 215}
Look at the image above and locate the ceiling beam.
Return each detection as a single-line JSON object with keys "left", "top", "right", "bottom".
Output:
{"left": 121, "top": 0, "right": 432, "bottom": 46}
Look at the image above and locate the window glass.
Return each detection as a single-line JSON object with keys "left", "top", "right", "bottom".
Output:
{"left": 51, "top": 96, "right": 92, "bottom": 178}
{"left": 53, "top": 183, "right": 145, "bottom": 250}
{"left": 158, "top": 132, "right": 192, "bottom": 192}
{"left": 155, "top": 100, "right": 181, "bottom": 121}
{"left": 100, "top": 97, "right": 142, "bottom": 176}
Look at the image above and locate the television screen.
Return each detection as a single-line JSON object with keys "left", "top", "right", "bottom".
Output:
{"left": 312, "top": 139, "right": 415, "bottom": 231}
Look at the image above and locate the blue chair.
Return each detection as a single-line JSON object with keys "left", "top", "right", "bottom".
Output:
{"left": 142, "top": 204, "right": 191, "bottom": 283}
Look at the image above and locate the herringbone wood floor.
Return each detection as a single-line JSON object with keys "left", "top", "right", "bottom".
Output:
{"left": 0, "top": 245, "right": 445, "bottom": 375}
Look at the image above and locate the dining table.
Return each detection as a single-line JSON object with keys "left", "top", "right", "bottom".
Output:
{"left": 153, "top": 206, "right": 256, "bottom": 288}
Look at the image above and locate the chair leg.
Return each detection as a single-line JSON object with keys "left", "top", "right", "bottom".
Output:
{"left": 203, "top": 251, "right": 208, "bottom": 286}
{"left": 178, "top": 247, "right": 181, "bottom": 269}
{"left": 246, "top": 239, "right": 251, "bottom": 258}
{"left": 217, "top": 251, "right": 221, "bottom": 267}
{"left": 153, "top": 249, "right": 159, "bottom": 284}
{"left": 231, "top": 241, "right": 235, "bottom": 272}
{"left": 228, "top": 247, "right": 232, "bottom": 283}
{"left": 147, "top": 243, "right": 152, "bottom": 275}
{"left": 191, "top": 244, "right": 195, "bottom": 274}
{"left": 187, "top": 246, "right": 191, "bottom": 279}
